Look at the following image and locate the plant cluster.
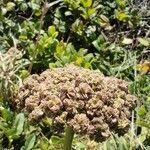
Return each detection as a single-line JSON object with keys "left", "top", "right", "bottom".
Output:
{"left": 16, "top": 65, "right": 136, "bottom": 142}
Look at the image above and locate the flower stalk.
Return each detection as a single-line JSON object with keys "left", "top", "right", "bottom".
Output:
{"left": 64, "top": 126, "right": 74, "bottom": 150}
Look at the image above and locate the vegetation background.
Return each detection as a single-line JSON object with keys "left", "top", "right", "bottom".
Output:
{"left": 0, "top": 0, "right": 150, "bottom": 149}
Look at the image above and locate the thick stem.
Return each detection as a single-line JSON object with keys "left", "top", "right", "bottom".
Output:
{"left": 64, "top": 126, "right": 74, "bottom": 150}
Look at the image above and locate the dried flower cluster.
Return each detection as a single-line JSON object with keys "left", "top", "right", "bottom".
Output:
{"left": 15, "top": 65, "right": 137, "bottom": 141}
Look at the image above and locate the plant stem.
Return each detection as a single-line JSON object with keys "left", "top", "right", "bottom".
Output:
{"left": 64, "top": 126, "right": 74, "bottom": 150}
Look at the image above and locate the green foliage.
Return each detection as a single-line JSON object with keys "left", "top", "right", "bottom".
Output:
{"left": 0, "top": 107, "right": 25, "bottom": 148}
{"left": 21, "top": 134, "right": 36, "bottom": 150}
{"left": 0, "top": 0, "right": 150, "bottom": 149}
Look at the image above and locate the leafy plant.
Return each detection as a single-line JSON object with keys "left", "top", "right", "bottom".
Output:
{"left": 0, "top": 0, "right": 150, "bottom": 149}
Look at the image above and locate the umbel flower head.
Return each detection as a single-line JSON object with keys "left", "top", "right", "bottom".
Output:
{"left": 15, "top": 64, "right": 137, "bottom": 141}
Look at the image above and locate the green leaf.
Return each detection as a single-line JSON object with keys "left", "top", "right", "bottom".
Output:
{"left": 92, "top": 40, "right": 100, "bottom": 51}
{"left": 39, "top": 138, "right": 50, "bottom": 150}
{"left": 48, "top": 25, "right": 58, "bottom": 38}
{"left": 1, "top": 7, "right": 7, "bottom": 15}
{"left": 6, "top": 2, "right": 16, "bottom": 11}
{"left": 116, "top": 0, "right": 126, "bottom": 8}
{"left": 0, "top": 124, "right": 8, "bottom": 133}
{"left": 72, "top": 19, "right": 84, "bottom": 35}
{"left": 50, "top": 135, "right": 63, "bottom": 145}
{"left": 61, "top": 56, "right": 70, "bottom": 64}
{"left": 34, "top": 9, "right": 42, "bottom": 16}
{"left": 65, "top": 11, "right": 72, "bottom": 16}
{"left": 28, "top": 2, "right": 40, "bottom": 10}
{"left": 55, "top": 41, "right": 65, "bottom": 57}
{"left": 122, "top": 38, "right": 133, "bottom": 44}
{"left": 75, "top": 57, "right": 84, "bottom": 65}
{"left": 19, "top": 70, "right": 30, "bottom": 80}
{"left": 92, "top": 35, "right": 105, "bottom": 51}
{"left": 81, "top": 0, "right": 92, "bottom": 8}
{"left": 13, "top": 113, "right": 25, "bottom": 136}
{"left": 76, "top": 142, "right": 86, "bottom": 149}
{"left": 137, "top": 105, "right": 147, "bottom": 117}
{"left": 137, "top": 38, "right": 150, "bottom": 46}
{"left": 5, "top": 128, "right": 17, "bottom": 140}
{"left": 84, "top": 62, "right": 91, "bottom": 68}
{"left": 19, "top": 35, "right": 28, "bottom": 40}
{"left": 78, "top": 48, "right": 88, "bottom": 56}
{"left": 84, "top": 53, "right": 93, "bottom": 61}
{"left": 24, "top": 134, "right": 36, "bottom": 150}
{"left": 48, "top": 26, "right": 56, "bottom": 34}
{"left": 87, "top": 8, "right": 96, "bottom": 16}
{"left": 49, "top": 63, "right": 56, "bottom": 69}
{"left": 0, "top": 108, "right": 13, "bottom": 123}
{"left": 115, "top": 10, "right": 128, "bottom": 21}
